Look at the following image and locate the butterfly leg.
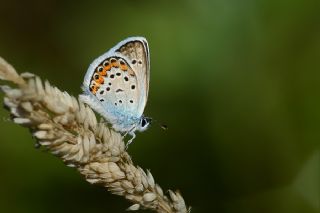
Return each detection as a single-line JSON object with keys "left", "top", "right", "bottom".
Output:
{"left": 123, "top": 125, "right": 135, "bottom": 138}
{"left": 123, "top": 130, "right": 130, "bottom": 138}
{"left": 125, "top": 132, "right": 136, "bottom": 149}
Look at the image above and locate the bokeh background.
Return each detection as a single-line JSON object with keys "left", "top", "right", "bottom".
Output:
{"left": 0, "top": 0, "right": 319, "bottom": 212}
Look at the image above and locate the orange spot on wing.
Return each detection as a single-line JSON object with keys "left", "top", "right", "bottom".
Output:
{"left": 100, "top": 69, "right": 108, "bottom": 76}
{"left": 98, "top": 76, "right": 104, "bottom": 84}
{"left": 90, "top": 84, "right": 99, "bottom": 95}
{"left": 100, "top": 64, "right": 111, "bottom": 76}
{"left": 105, "top": 63, "right": 111, "bottom": 69}
{"left": 94, "top": 76, "right": 104, "bottom": 84}
{"left": 111, "top": 59, "right": 119, "bottom": 68}
{"left": 120, "top": 63, "right": 128, "bottom": 71}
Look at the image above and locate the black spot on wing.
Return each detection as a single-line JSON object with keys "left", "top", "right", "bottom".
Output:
{"left": 116, "top": 89, "right": 124, "bottom": 93}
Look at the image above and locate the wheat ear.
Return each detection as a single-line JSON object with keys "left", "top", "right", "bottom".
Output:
{"left": 0, "top": 56, "right": 190, "bottom": 213}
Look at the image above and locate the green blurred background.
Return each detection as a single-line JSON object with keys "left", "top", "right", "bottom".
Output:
{"left": 0, "top": 0, "right": 319, "bottom": 212}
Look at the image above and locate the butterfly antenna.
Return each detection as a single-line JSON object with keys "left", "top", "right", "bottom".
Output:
{"left": 160, "top": 124, "right": 168, "bottom": 130}
{"left": 152, "top": 118, "right": 168, "bottom": 130}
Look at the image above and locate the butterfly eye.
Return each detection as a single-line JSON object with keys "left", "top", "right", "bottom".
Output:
{"left": 97, "top": 66, "right": 103, "bottom": 72}
{"left": 141, "top": 119, "right": 146, "bottom": 127}
{"left": 141, "top": 117, "right": 152, "bottom": 128}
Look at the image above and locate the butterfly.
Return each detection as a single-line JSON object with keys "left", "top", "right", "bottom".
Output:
{"left": 79, "top": 37, "right": 151, "bottom": 145}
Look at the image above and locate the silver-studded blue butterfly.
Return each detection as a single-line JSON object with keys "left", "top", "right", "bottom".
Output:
{"left": 79, "top": 37, "right": 151, "bottom": 145}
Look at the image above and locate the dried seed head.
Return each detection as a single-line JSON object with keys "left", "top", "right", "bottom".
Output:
{"left": 127, "top": 204, "right": 140, "bottom": 211}
{"left": 0, "top": 56, "right": 190, "bottom": 213}
{"left": 143, "top": 192, "right": 157, "bottom": 202}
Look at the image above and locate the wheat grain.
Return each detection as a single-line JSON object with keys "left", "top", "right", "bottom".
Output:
{"left": 0, "top": 56, "right": 190, "bottom": 213}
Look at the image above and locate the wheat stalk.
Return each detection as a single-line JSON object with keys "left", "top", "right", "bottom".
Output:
{"left": 0, "top": 56, "right": 190, "bottom": 213}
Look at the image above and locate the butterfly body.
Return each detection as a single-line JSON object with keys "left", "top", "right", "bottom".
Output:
{"left": 80, "top": 37, "right": 151, "bottom": 144}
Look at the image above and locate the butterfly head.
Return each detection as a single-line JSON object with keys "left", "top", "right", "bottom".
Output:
{"left": 137, "top": 116, "right": 152, "bottom": 132}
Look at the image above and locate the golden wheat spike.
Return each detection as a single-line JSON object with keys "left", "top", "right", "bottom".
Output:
{"left": 0, "top": 56, "right": 190, "bottom": 213}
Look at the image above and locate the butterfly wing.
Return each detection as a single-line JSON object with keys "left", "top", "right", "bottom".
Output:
{"left": 80, "top": 37, "right": 150, "bottom": 132}
{"left": 115, "top": 37, "right": 150, "bottom": 116}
